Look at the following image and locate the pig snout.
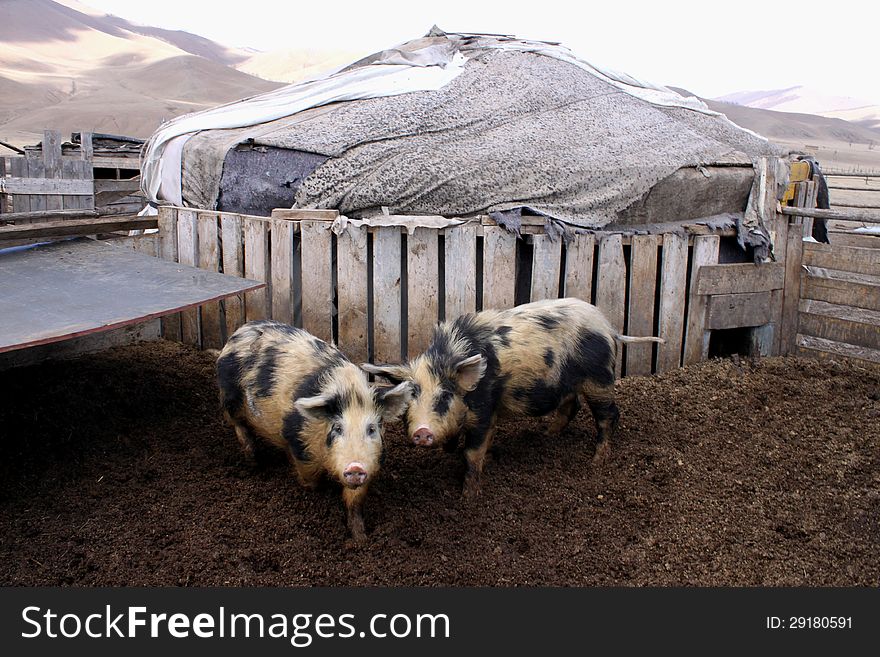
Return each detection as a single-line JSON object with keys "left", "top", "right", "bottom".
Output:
{"left": 412, "top": 427, "right": 434, "bottom": 447}
{"left": 343, "top": 462, "right": 369, "bottom": 488}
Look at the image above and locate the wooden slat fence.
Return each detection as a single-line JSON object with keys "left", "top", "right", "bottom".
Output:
{"left": 152, "top": 205, "right": 819, "bottom": 377}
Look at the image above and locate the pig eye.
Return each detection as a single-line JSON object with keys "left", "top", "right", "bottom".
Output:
{"left": 367, "top": 423, "right": 379, "bottom": 438}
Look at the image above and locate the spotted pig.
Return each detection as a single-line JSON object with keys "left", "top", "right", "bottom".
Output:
{"left": 216, "top": 321, "right": 412, "bottom": 541}
{"left": 362, "top": 298, "right": 662, "bottom": 497}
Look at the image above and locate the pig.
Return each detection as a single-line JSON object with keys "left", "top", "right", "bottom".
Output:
{"left": 362, "top": 298, "right": 662, "bottom": 497}
{"left": 216, "top": 320, "right": 412, "bottom": 542}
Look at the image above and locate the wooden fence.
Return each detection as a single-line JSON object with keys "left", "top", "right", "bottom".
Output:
{"left": 155, "top": 204, "right": 809, "bottom": 375}
{"left": 0, "top": 130, "right": 142, "bottom": 222}
{"left": 8, "top": 152, "right": 859, "bottom": 371}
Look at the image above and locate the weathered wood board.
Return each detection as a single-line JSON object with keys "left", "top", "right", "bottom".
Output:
{"left": 706, "top": 292, "right": 772, "bottom": 329}
{"left": 243, "top": 217, "right": 271, "bottom": 322}
{"left": 177, "top": 209, "right": 200, "bottom": 346}
{"left": 300, "top": 220, "right": 334, "bottom": 342}
{"left": 625, "top": 234, "right": 658, "bottom": 376}
{"left": 563, "top": 232, "right": 595, "bottom": 302}
{"left": 695, "top": 262, "right": 785, "bottom": 295}
{"left": 373, "top": 227, "right": 403, "bottom": 363}
{"left": 444, "top": 224, "right": 477, "bottom": 320}
{"left": 682, "top": 235, "right": 719, "bottom": 365}
{"left": 656, "top": 233, "right": 688, "bottom": 373}
{"left": 336, "top": 225, "right": 369, "bottom": 364}
{"left": 220, "top": 214, "right": 244, "bottom": 339}
{"left": 407, "top": 228, "right": 439, "bottom": 358}
{"left": 595, "top": 234, "right": 625, "bottom": 375}
{"left": 482, "top": 226, "right": 516, "bottom": 311}
{"left": 0, "top": 238, "right": 262, "bottom": 354}
{"left": 529, "top": 233, "right": 562, "bottom": 301}
{"left": 196, "top": 212, "right": 223, "bottom": 349}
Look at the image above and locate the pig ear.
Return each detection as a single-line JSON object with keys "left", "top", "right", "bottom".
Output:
{"left": 453, "top": 354, "right": 487, "bottom": 392}
{"left": 294, "top": 394, "right": 333, "bottom": 422}
{"left": 360, "top": 362, "right": 411, "bottom": 385}
{"left": 376, "top": 381, "right": 413, "bottom": 421}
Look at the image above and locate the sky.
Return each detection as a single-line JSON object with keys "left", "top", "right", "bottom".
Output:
{"left": 80, "top": 0, "right": 879, "bottom": 104}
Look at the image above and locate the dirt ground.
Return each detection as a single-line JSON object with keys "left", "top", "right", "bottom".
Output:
{"left": 1, "top": 341, "right": 878, "bottom": 586}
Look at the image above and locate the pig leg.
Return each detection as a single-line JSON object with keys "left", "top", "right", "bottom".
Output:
{"left": 462, "top": 423, "right": 496, "bottom": 499}
{"left": 342, "top": 485, "right": 369, "bottom": 543}
{"left": 584, "top": 389, "right": 619, "bottom": 466}
{"left": 289, "top": 453, "right": 321, "bottom": 491}
{"left": 227, "top": 414, "right": 256, "bottom": 457}
{"left": 549, "top": 394, "right": 582, "bottom": 434}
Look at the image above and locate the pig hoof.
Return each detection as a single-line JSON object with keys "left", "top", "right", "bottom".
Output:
{"left": 461, "top": 481, "right": 482, "bottom": 500}
{"left": 592, "top": 441, "right": 611, "bottom": 467}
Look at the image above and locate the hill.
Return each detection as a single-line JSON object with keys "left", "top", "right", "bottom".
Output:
{"left": 0, "top": 0, "right": 280, "bottom": 146}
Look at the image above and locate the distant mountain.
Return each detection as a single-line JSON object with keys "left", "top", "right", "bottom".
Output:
{"left": 714, "top": 85, "right": 880, "bottom": 131}
{"left": 0, "top": 0, "right": 281, "bottom": 145}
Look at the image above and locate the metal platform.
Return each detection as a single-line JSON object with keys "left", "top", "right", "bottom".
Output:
{"left": 0, "top": 238, "right": 263, "bottom": 353}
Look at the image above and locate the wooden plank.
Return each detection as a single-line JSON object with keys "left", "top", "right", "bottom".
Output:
{"left": 801, "top": 274, "right": 880, "bottom": 311}
{"left": 270, "top": 208, "right": 339, "bottom": 221}
{"left": 0, "top": 156, "right": 5, "bottom": 214}
{"left": 0, "top": 216, "right": 156, "bottom": 241}
{"left": 269, "top": 218, "right": 296, "bottom": 326}
{"left": 828, "top": 232, "right": 880, "bottom": 249}
{"left": 93, "top": 179, "right": 141, "bottom": 195}
{"left": 563, "top": 232, "right": 595, "bottom": 302}
{"left": 25, "top": 156, "right": 46, "bottom": 212}
{"left": 444, "top": 224, "right": 478, "bottom": 320}
{"left": 176, "top": 209, "right": 200, "bottom": 346}
{"left": 799, "top": 299, "right": 880, "bottom": 326}
{"left": 197, "top": 212, "right": 223, "bottom": 349}
{"left": 220, "top": 214, "right": 245, "bottom": 339}
{"left": 157, "top": 206, "right": 181, "bottom": 341}
{"left": 682, "top": 235, "right": 720, "bottom": 365}
{"left": 779, "top": 205, "right": 880, "bottom": 224}
{"left": 0, "top": 177, "right": 93, "bottom": 195}
{"left": 695, "top": 262, "right": 785, "bottom": 295}
{"left": 779, "top": 227, "right": 804, "bottom": 355}
{"left": 299, "top": 220, "right": 334, "bottom": 342}
{"left": 0, "top": 238, "right": 262, "bottom": 354}
{"left": 79, "top": 133, "right": 94, "bottom": 162}
{"left": 799, "top": 312, "right": 880, "bottom": 350}
{"left": 482, "top": 226, "right": 516, "bottom": 311}
{"left": 656, "top": 233, "right": 688, "bottom": 373}
{"left": 336, "top": 225, "right": 369, "bottom": 364}
{"left": 796, "top": 334, "right": 880, "bottom": 365}
{"left": 803, "top": 242, "right": 880, "bottom": 276}
{"left": 625, "top": 234, "right": 659, "bottom": 376}
{"left": 407, "top": 227, "right": 439, "bottom": 358}
{"left": 529, "top": 233, "right": 562, "bottom": 301}
{"left": 373, "top": 226, "right": 403, "bottom": 364}
{"left": 595, "top": 234, "right": 626, "bottom": 376}
{"left": 803, "top": 266, "right": 880, "bottom": 287}
{"left": 8, "top": 158, "right": 30, "bottom": 213}
{"left": 706, "top": 292, "right": 771, "bottom": 329}
{"left": 243, "top": 216, "right": 271, "bottom": 322}
{"left": 43, "top": 130, "right": 63, "bottom": 212}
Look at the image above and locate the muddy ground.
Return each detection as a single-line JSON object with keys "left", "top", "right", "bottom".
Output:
{"left": 0, "top": 341, "right": 878, "bottom": 586}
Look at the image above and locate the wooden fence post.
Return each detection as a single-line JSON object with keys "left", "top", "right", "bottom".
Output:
{"left": 656, "top": 233, "right": 688, "bottom": 373}
{"left": 626, "top": 234, "right": 659, "bottom": 376}
{"left": 595, "top": 234, "right": 626, "bottom": 375}
{"left": 336, "top": 224, "right": 369, "bottom": 364}
{"left": 682, "top": 235, "right": 720, "bottom": 365}
{"left": 157, "top": 206, "right": 181, "bottom": 341}
{"left": 373, "top": 226, "right": 403, "bottom": 363}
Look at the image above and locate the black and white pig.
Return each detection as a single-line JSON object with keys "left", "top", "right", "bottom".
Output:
{"left": 216, "top": 320, "right": 412, "bottom": 542}
{"left": 362, "top": 298, "right": 662, "bottom": 497}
